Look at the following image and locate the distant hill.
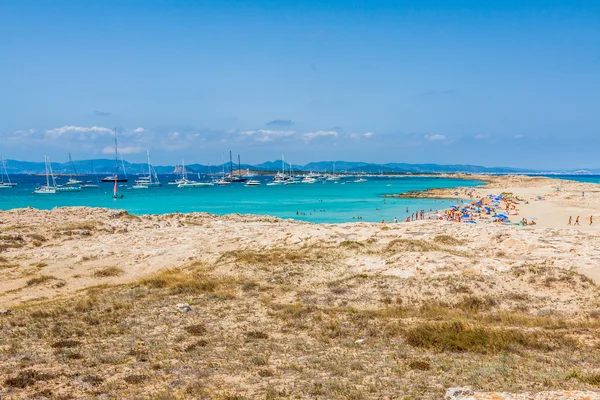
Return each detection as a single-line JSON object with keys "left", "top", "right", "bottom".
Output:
{"left": 0, "top": 158, "right": 584, "bottom": 175}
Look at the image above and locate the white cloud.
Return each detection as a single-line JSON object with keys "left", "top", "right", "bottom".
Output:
{"left": 132, "top": 127, "right": 145, "bottom": 133}
{"left": 303, "top": 130, "right": 338, "bottom": 141}
{"left": 363, "top": 132, "right": 374, "bottom": 138}
{"left": 514, "top": 134, "right": 524, "bottom": 139}
{"left": 241, "top": 130, "right": 295, "bottom": 142}
{"left": 45, "top": 125, "right": 112, "bottom": 139}
{"left": 426, "top": 134, "right": 446, "bottom": 142}
{"left": 12, "top": 129, "right": 37, "bottom": 137}
{"left": 475, "top": 134, "right": 489, "bottom": 139}
{"left": 102, "top": 145, "right": 143, "bottom": 155}
{"left": 168, "top": 131, "right": 181, "bottom": 139}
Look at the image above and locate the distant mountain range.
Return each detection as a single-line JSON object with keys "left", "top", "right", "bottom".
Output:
{"left": 1, "top": 158, "right": 598, "bottom": 175}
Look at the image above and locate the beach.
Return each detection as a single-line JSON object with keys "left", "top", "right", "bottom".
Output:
{"left": 1, "top": 175, "right": 600, "bottom": 398}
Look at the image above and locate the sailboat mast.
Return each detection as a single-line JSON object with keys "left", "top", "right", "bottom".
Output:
{"left": 147, "top": 150, "right": 152, "bottom": 180}
{"left": 1, "top": 157, "right": 10, "bottom": 184}
{"left": 229, "top": 151, "right": 233, "bottom": 175}
{"left": 45, "top": 156, "right": 50, "bottom": 187}
{"left": 113, "top": 129, "right": 118, "bottom": 197}
{"left": 238, "top": 155, "right": 241, "bottom": 177}
{"left": 68, "top": 153, "right": 73, "bottom": 180}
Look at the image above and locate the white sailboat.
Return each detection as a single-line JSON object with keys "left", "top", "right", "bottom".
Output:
{"left": 134, "top": 150, "right": 162, "bottom": 188}
{"left": 81, "top": 161, "right": 100, "bottom": 188}
{"left": 0, "top": 157, "right": 16, "bottom": 188}
{"left": 176, "top": 159, "right": 210, "bottom": 187}
{"left": 168, "top": 160, "right": 188, "bottom": 185}
{"left": 244, "top": 179, "right": 261, "bottom": 186}
{"left": 64, "top": 153, "right": 82, "bottom": 185}
{"left": 267, "top": 154, "right": 290, "bottom": 185}
{"left": 34, "top": 156, "right": 57, "bottom": 194}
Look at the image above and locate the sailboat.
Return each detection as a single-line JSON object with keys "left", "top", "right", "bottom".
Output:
{"left": 134, "top": 150, "right": 162, "bottom": 188}
{"left": 64, "top": 153, "right": 82, "bottom": 185}
{"left": 0, "top": 157, "right": 16, "bottom": 188}
{"left": 81, "top": 161, "right": 100, "bottom": 188}
{"left": 225, "top": 152, "right": 247, "bottom": 183}
{"left": 101, "top": 129, "right": 128, "bottom": 183}
{"left": 215, "top": 153, "right": 231, "bottom": 185}
{"left": 267, "top": 154, "right": 289, "bottom": 185}
{"left": 326, "top": 162, "right": 340, "bottom": 181}
{"left": 168, "top": 160, "right": 188, "bottom": 185}
{"left": 34, "top": 156, "right": 57, "bottom": 194}
{"left": 176, "top": 159, "right": 210, "bottom": 187}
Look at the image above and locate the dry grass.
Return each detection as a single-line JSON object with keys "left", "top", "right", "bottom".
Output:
{"left": 25, "top": 275, "right": 57, "bottom": 286}
{"left": 403, "top": 320, "right": 568, "bottom": 354}
{"left": 92, "top": 266, "right": 124, "bottom": 278}
{"left": 139, "top": 267, "right": 219, "bottom": 294}
{"left": 221, "top": 247, "right": 337, "bottom": 265}
{"left": 433, "top": 235, "right": 465, "bottom": 246}
{"left": 386, "top": 238, "right": 440, "bottom": 253}
{"left": 1, "top": 271, "right": 599, "bottom": 399}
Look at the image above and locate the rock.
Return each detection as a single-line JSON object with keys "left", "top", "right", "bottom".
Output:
{"left": 0, "top": 308, "right": 11, "bottom": 315}
{"left": 354, "top": 339, "right": 366, "bottom": 345}
{"left": 176, "top": 303, "right": 191, "bottom": 313}
{"left": 445, "top": 387, "right": 474, "bottom": 399}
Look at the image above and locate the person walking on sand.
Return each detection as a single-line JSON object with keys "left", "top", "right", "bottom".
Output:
{"left": 568, "top": 216, "right": 572, "bottom": 225}
{"left": 575, "top": 216, "right": 580, "bottom": 226}
{"left": 590, "top": 216, "right": 593, "bottom": 226}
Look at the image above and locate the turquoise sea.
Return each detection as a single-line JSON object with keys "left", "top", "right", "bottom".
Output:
{"left": 539, "top": 175, "right": 600, "bottom": 184}
{"left": 0, "top": 175, "right": 483, "bottom": 223}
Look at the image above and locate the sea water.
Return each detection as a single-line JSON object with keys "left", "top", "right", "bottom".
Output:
{"left": 0, "top": 175, "right": 482, "bottom": 223}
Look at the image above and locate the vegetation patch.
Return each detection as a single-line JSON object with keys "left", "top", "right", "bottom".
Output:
{"left": 123, "top": 374, "right": 147, "bottom": 384}
{"left": 140, "top": 268, "right": 219, "bottom": 294}
{"left": 408, "top": 360, "right": 431, "bottom": 371}
{"left": 184, "top": 323, "right": 206, "bottom": 336}
{"left": 221, "top": 247, "right": 336, "bottom": 265}
{"left": 403, "top": 320, "right": 566, "bottom": 354}
{"left": 386, "top": 239, "right": 440, "bottom": 253}
{"left": 339, "top": 240, "right": 366, "bottom": 250}
{"left": 93, "top": 266, "right": 124, "bottom": 278}
{"left": 433, "top": 235, "right": 465, "bottom": 246}
{"left": 51, "top": 340, "right": 81, "bottom": 349}
{"left": 4, "top": 370, "right": 53, "bottom": 388}
{"left": 26, "top": 275, "right": 57, "bottom": 286}
{"left": 566, "top": 370, "right": 600, "bottom": 386}
{"left": 245, "top": 330, "right": 269, "bottom": 340}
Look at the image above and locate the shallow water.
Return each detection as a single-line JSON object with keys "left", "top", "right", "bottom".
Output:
{"left": 0, "top": 175, "right": 482, "bottom": 223}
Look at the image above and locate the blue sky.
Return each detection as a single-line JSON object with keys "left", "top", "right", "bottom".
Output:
{"left": 0, "top": 0, "right": 599, "bottom": 170}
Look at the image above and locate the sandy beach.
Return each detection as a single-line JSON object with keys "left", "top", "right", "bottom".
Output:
{"left": 1, "top": 175, "right": 600, "bottom": 398}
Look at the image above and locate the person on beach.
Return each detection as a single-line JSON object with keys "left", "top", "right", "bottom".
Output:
{"left": 394, "top": 217, "right": 398, "bottom": 223}
{"left": 568, "top": 216, "right": 572, "bottom": 225}
{"left": 590, "top": 216, "right": 593, "bottom": 226}
{"left": 575, "top": 216, "right": 580, "bottom": 226}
